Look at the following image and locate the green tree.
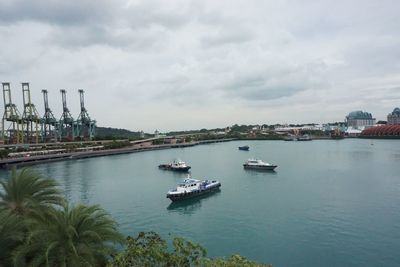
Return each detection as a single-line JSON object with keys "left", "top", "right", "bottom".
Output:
{"left": 109, "top": 231, "right": 206, "bottom": 267}
{"left": 0, "top": 210, "right": 25, "bottom": 266}
{"left": 200, "top": 255, "right": 272, "bottom": 267}
{"left": 14, "top": 204, "right": 124, "bottom": 267}
{"left": 0, "top": 168, "right": 63, "bottom": 217}
{"left": 109, "top": 232, "right": 270, "bottom": 267}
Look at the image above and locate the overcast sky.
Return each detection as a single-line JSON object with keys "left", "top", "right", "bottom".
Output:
{"left": 0, "top": 0, "right": 399, "bottom": 132}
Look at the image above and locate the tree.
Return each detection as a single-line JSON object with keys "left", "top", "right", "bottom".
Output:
{"left": 0, "top": 210, "right": 25, "bottom": 266}
{"left": 109, "top": 232, "right": 270, "bottom": 267}
{"left": 200, "top": 255, "right": 272, "bottom": 267}
{"left": 109, "top": 231, "right": 206, "bottom": 267}
{"left": 0, "top": 168, "right": 63, "bottom": 217}
{"left": 14, "top": 204, "right": 124, "bottom": 267}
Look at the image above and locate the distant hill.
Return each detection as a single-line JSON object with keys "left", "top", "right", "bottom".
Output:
{"left": 95, "top": 127, "right": 144, "bottom": 140}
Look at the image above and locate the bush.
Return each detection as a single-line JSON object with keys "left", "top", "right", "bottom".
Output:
{"left": 109, "top": 232, "right": 271, "bottom": 267}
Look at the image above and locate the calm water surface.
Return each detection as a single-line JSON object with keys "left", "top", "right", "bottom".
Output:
{"left": 1, "top": 139, "right": 400, "bottom": 266}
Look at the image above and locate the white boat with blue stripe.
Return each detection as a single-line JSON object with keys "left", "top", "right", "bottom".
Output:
{"left": 166, "top": 178, "right": 221, "bottom": 201}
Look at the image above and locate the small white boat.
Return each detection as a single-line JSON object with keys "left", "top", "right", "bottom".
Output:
{"left": 243, "top": 158, "right": 277, "bottom": 170}
{"left": 297, "top": 134, "right": 312, "bottom": 141}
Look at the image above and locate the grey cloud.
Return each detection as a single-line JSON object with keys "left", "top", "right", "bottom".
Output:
{"left": 225, "top": 75, "right": 307, "bottom": 101}
{"left": 122, "top": 1, "right": 196, "bottom": 29}
{"left": 45, "top": 25, "right": 167, "bottom": 50}
{"left": 0, "top": 0, "right": 196, "bottom": 49}
{"left": 150, "top": 75, "right": 212, "bottom": 106}
{"left": 201, "top": 28, "right": 255, "bottom": 47}
{"left": 0, "top": 0, "right": 116, "bottom": 26}
{"left": 1, "top": 0, "right": 400, "bottom": 130}
{"left": 222, "top": 61, "right": 325, "bottom": 101}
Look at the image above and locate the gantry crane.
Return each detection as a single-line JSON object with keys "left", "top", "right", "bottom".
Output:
{"left": 59, "top": 89, "right": 78, "bottom": 141}
{"left": 41, "top": 89, "right": 60, "bottom": 142}
{"left": 1, "top": 82, "right": 24, "bottom": 144}
{"left": 21, "top": 83, "right": 41, "bottom": 143}
{"left": 77, "top": 89, "right": 96, "bottom": 140}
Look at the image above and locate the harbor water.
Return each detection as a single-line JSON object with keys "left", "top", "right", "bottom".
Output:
{"left": 1, "top": 139, "right": 399, "bottom": 266}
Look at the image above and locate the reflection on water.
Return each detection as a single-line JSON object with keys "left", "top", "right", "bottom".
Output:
{"left": 167, "top": 171, "right": 192, "bottom": 179}
{"left": 34, "top": 160, "right": 92, "bottom": 204}
{"left": 167, "top": 190, "right": 221, "bottom": 214}
{"left": 244, "top": 169, "right": 278, "bottom": 176}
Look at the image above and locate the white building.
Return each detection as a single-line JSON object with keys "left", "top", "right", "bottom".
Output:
{"left": 345, "top": 110, "right": 375, "bottom": 129}
{"left": 388, "top": 107, "right": 400, "bottom": 125}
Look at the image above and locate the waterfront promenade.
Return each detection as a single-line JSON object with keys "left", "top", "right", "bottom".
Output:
{"left": 0, "top": 138, "right": 236, "bottom": 168}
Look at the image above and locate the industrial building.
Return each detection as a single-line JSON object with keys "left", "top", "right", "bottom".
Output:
{"left": 1, "top": 82, "right": 96, "bottom": 144}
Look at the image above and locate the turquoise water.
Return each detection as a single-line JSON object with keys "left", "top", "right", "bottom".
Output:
{"left": 1, "top": 139, "right": 400, "bottom": 266}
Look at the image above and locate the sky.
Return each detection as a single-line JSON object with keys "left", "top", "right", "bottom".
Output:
{"left": 0, "top": 0, "right": 399, "bottom": 132}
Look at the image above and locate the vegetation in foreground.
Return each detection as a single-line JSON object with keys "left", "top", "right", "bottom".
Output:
{"left": 0, "top": 168, "right": 271, "bottom": 267}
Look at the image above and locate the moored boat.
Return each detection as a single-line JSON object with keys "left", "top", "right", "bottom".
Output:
{"left": 283, "top": 135, "right": 296, "bottom": 141}
{"left": 238, "top": 145, "right": 250, "bottom": 151}
{"left": 331, "top": 129, "right": 345, "bottom": 139}
{"left": 158, "top": 159, "right": 191, "bottom": 172}
{"left": 166, "top": 178, "right": 221, "bottom": 201}
{"left": 243, "top": 158, "right": 277, "bottom": 170}
{"left": 297, "top": 134, "right": 312, "bottom": 141}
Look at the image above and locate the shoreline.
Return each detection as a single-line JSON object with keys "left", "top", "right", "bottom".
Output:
{"left": 0, "top": 138, "right": 236, "bottom": 169}
{"left": 2, "top": 136, "right": 398, "bottom": 169}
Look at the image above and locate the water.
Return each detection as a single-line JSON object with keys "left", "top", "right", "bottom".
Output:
{"left": 1, "top": 139, "right": 400, "bottom": 266}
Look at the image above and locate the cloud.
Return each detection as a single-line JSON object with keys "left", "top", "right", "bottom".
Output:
{"left": 0, "top": 0, "right": 399, "bottom": 131}
{"left": 0, "top": 0, "right": 116, "bottom": 26}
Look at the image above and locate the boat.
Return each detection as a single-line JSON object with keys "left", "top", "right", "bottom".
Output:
{"left": 243, "top": 158, "right": 277, "bottom": 170}
{"left": 283, "top": 135, "right": 296, "bottom": 141}
{"left": 238, "top": 145, "right": 249, "bottom": 151}
{"left": 331, "top": 129, "right": 345, "bottom": 139}
{"left": 331, "top": 134, "right": 344, "bottom": 140}
{"left": 166, "top": 178, "right": 221, "bottom": 201}
{"left": 158, "top": 159, "right": 191, "bottom": 172}
{"left": 297, "top": 134, "right": 312, "bottom": 141}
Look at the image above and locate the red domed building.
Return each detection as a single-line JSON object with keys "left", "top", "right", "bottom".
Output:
{"left": 360, "top": 125, "right": 400, "bottom": 138}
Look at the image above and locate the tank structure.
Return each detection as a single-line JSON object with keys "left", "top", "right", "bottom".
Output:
{"left": 0, "top": 82, "right": 96, "bottom": 144}
{"left": 76, "top": 89, "right": 96, "bottom": 140}
{"left": 59, "top": 89, "right": 78, "bottom": 141}
{"left": 41, "top": 89, "right": 60, "bottom": 142}
{"left": 1, "top": 83, "right": 24, "bottom": 144}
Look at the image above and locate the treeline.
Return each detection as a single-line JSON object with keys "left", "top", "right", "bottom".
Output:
{"left": 0, "top": 168, "right": 271, "bottom": 267}
{"left": 95, "top": 127, "right": 144, "bottom": 140}
{"left": 167, "top": 128, "right": 225, "bottom": 136}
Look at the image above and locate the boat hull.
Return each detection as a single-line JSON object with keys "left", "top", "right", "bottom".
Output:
{"left": 297, "top": 137, "right": 312, "bottom": 141}
{"left": 238, "top": 146, "right": 249, "bottom": 151}
{"left": 243, "top": 164, "right": 277, "bottom": 170}
{"left": 158, "top": 164, "right": 191, "bottom": 172}
{"left": 167, "top": 183, "right": 221, "bottom": 201}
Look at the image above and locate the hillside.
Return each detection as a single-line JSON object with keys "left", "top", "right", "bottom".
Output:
{"left": 95, "top": 127, "right": 143, "bottom": 140}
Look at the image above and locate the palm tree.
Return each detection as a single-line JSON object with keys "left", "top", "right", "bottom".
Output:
{"left": 0, "top": 209, "right": 25, "bottom": 266}
{"left": 0, "top": 167, "right": 63, "bottom": 216}
{"left": 14, "top": 204, "right": 124, "bottom": 267}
